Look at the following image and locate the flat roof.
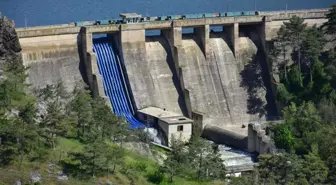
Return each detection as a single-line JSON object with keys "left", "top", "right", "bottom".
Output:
{"left": 119, "top": 13, "right": 142, "bottom": 18}
{"left": 138, "top": 107, "right": 181, "bottom": 118}
{"left": 160, "top": 116, "right": 193, "bottom": 124}
{"left": 138, "top": 107, "right": 193, "bottom": 125}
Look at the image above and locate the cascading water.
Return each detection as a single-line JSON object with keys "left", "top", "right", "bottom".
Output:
{"left": 93, "top": 40, "right": 144, "bottom": 128}
{"left": 93, "top": 39, "right": 163, "bottom": 144}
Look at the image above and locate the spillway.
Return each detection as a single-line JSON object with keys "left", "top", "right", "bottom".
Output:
{"left": 145, "top": 36, "right": 184, "bottom": 114}
{"left": 93, "top": 39, "right": 144, "bottom": 128}
{"left": 120, "top": 36, "right": 185, "bottom": 114}
{"left": 178, "top": 32, "right": 258, "bottom": 129}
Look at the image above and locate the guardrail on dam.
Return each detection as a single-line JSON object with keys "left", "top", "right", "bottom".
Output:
{"left": 16, "top": 8, "right": 328, "bottom": 153}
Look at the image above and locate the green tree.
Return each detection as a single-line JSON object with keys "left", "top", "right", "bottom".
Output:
{"left": 324, "top": 48, "right": 336, "bottom": 93}
{"left": 70, "top": 88, "right": 93, "bottom": 140}
{"left": 0, "top": 54, "right": 43, "bottom": 167}
{"left": 188, "top": 136, "right": 226, "bottom": 181}
{"left": 161, "top": 136, "right": 188, "bottom": 183}
{"left": 91, "top": 98, "right": 118, "bottom": 139}
{"left": 322, "top": 4, "right": 336, "bottom": 39}
{"left": 39, "top": 101, "right": 69, "bottom": 148}
{"left": 301, "top": 26, "right": 326, "bottom": 83}
{"left": 318, "top": 99, "right": 336, "bottom": 124}
{"left": 257, "top": 151, "right": 328, "bottom": 185}
{"left": 302, "top": 145, "right": 328, "bottom": 184}
{"left": 229, "top": 176, "right": 255, "bottom": 185}
{"left": 280, "top": 16, "right": 307, "bottom": 84}
{"left": 258, "top": 154, "right": 308, "bottom": 185}
{"left": 274, "top": 26, "right": 291, "bottom": 81}
{"left": 67, "top": 139, "right": 109, "bottom": 178}
{"left": 317, "top": 126, "right": 336, "bottom": 183}
{"left": 105, "top": 144, "right": 125, "bottom": 176}
{"left": 281, "top": 102, "right": 322, "bottom": 154}
{"left": 271, "top": 123, "right": 295, "bottom": 152}
{"left": 63, "top": 139, "right": 125, "bottom": 179}
{"left": 276, "top": 83, "right": 294, "bottom": 108}
{"left": 36, "top": 83, "right": 73, "bottom": 147}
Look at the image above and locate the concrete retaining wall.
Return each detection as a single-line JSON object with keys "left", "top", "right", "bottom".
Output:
{"left": 247, "top": 123, "right": 276, "bottom": 154}
{"left": 20, "top": 33, "right": 84, "bottom": 91}
{"left": 202, "top": 124, "right": 248, "bottom": 149}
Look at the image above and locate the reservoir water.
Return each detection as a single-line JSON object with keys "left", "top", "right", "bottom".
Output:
{"left": 0, "top": 0, "right": 334, "bottom": 27}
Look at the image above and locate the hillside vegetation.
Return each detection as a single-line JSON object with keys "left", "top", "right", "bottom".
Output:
{"left": 229, "top": 4, "right": 336, "bottom": 185}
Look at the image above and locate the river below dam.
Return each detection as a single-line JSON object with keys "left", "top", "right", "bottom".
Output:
{"left": 0, "top": 0, "right": 333, "bottom": 27}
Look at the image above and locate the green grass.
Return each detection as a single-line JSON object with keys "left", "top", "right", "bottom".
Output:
{"left": 0, "top": 137, "right": 226, "bottom": 185}
{"left": 150, "top": 144, "right": 169, "bottom": 154}
{"left": 48, "top": 137, "right": 84, "bottom": 163}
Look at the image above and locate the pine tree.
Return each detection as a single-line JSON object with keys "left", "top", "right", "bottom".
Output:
{"left": 161, "top": 136, "right": 188, "bottom": 183}
{"left": 70, "top": 88, "right": 93, "bottom": 140}
{"left": 0, "top": 53, "right": 42, "bottom": 167}
{"left": 301, "top": 26, "right": 326, "bottom": 83}
{"left": 188, "top": 136, "right": 226, "bottom": 181}
{"left": 302, "top": 145, "right": 328, "bottom": 184}
{"left": 279, "top": 16, "right": 307, "bottom": 85}
{"left": 105, "top": 144, "right": 125, "bottom": 176}
{"left": 322, "top": 4, "right": 336, "bottom": 39}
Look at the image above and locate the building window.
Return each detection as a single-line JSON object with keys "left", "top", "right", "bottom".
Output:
{"left": 177, "top": 125, "right": 183, "bottom": 131}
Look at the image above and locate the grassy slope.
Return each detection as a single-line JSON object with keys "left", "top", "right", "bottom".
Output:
{"left": 0, "top": 138, "right": 225, "bottom": 185}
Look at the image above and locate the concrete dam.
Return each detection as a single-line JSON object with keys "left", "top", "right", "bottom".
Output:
{"left": 16, "top": 8, "right": 328, "bottom": 149}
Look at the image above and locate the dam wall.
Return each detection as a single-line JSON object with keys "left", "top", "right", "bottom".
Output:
{"left": 16, "top": 9, "right": 329, "bottom": 146}
{"left": 116, "top": 29, "right": 185, "bottom": 114}
{"left": 19, "top": 33, "right": 83, "bottom": 91}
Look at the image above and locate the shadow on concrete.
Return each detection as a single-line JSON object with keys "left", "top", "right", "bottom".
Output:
{"left": 202, "top": 124, "right": 248, "bottom": 150}
{"left": 147, "top": 35, "right": 189, "bottom": 117}
{"left": 209, "top": 31, "right": 229, "bottom": 40}
{"left": 77, "top": 31, "right": 89, "bottom": 86}
{"left": 181, "top": 33, "right": 205, "bottom": 57}
{"left": 239, "top": 25, "right": 278, "bottom": 119}
{"left": 240, "top": 53, "right": 266, "bottom": 117}
{"left": 209, "top": 31, "right": 235, "bottom": 55}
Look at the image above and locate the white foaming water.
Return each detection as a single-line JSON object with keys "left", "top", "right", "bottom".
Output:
{"left": 207, "top": 141, "right": 254, "bottom": 167}
{"left": 218, "top": 144, "right": 254, "bottom": 167}
{"left": 145, "top": 129, "right": 254, "bottom": 167}
{"left": 144, "top": 127, "right": 163, "bottom": 145}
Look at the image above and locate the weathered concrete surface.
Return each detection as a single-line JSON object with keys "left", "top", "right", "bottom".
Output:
{"left": 119, "top": 30, "right": 155, "bottom": 109}
{"left": 16, "top": 26, "right": 80, "bottom": 38}
{"left": 203, "top": 124, "right": 247, "bottom": 149}
{"left": 178, "top": 32, "right": 259, "bottom": 129}
{"left": 20, "top": 34, "right": 83, "bottom": 91}
{"left": 145, "top": 37, "right": 184, "bottom": 113}
{"left": 119, "top": 30, "right": 184, "bottom": 114}
{"left": 247, "top": 122, "right": 278, "bottom": 154}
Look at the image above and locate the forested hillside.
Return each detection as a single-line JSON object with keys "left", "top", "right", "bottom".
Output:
{"left": 229, "top": 4, "right": 336, "bottom": 185}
